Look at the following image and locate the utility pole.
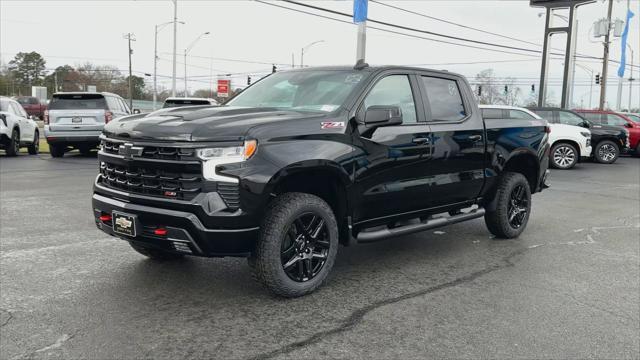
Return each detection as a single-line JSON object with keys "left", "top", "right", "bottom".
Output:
{"left": 183, "top": 32, "right": 210, "bottom": 97}
{"left": 124, "top": 33, "right": 136, "bottom": 110}
{"left": 599, "top": 0, "right": 614, "bottom": 110}
{"left": 171, "top": 0, "right": 178, "bottom": 97}
{"left": 629, "top": 48, "right": 634, "bottom": 111}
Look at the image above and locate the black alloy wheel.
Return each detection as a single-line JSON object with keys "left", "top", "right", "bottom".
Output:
{"left": 508, "top": 184, "right": 528, "bottom": 229}
{"left": 281, "top": 213, "right": 331, "bottom": 282}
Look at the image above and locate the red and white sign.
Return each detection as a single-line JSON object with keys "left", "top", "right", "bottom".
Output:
{"left": 217, "top": 79, "right": 231, "bottom": 98}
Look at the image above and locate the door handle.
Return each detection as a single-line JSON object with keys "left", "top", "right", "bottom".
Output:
{"left": 468, "top": 135, "right": 483, "bottom": 142}
{"left": 412, "top": 137, "right": 430, "bottom": 145}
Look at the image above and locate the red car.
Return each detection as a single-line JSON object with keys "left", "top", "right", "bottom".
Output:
{"left": 15, "top": 96, "right": 47, "bottom": 120}
{"left": 574, "top": 110, "right": 640, "bottom": 155}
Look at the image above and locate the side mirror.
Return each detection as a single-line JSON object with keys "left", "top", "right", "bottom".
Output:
{"left": 624, "top": 122, "right": 632, "bottom": 128}
{"left": 132, "top": 109, "right": 141, "bottom": 114}
{"left": 581, "top": 121, "right": 591, "bottom": 128}
{"left": 364, "top": 105, "right": 402, "bottom": 127}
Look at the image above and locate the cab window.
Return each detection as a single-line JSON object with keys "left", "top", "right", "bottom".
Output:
{"left": 605, "top": 114, "right": 628, "bottom": 126}
{"left": 363, "top": 75, "right": 417, "bottom": 124}
{"left": 531, "top": 110, "right": 554, "bottom": 122}
{"left": 481, "top": 108, "right": 504, "bottom": 119}
{"left": 422, "top": 76, "right": 466, "bottom": 121}
{"left": 558, "top": 111, "right": 586, "bottom": 126}
{"left": 580, "top": 113, "right": 603, "bottom": 124}
{"left": 507, "top": 110, "right": 536, "bottom": 120}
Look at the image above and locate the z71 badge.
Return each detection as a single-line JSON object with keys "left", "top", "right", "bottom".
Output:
{"left": 321, "top": 122, "right": 345, "bottom": 129}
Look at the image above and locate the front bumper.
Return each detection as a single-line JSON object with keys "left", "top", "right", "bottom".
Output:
{"left": 92, "top": 191, "right": 259, "bottom": 257}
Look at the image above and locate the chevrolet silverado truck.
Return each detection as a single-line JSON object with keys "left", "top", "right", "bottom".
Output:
{"left": 92, "top": 65, "right": 549, "bottom": 297}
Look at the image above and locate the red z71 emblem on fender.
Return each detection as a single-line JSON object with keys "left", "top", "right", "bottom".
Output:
{"left": 321, "top": 122, "right": 345, "bottom": 129}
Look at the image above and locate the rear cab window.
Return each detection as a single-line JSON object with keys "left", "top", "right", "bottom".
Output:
{"left": 579, "top": 112, "right": 603, "bottom": 124}
{"left": 481, "top": 108, "right": 504, "bottom": 119}
{"left": 421, "top": 76, "right": 466, "bottom": 121}
{"left": 49, "top": 94, "right": 107, "bottom": 110}
{"left": 507, "top": 110, "right": 536, "bottom": 120}
{"left": 557, "top": 111, "right": 587, "bottom": 126}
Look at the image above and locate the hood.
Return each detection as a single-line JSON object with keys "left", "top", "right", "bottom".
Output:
{"left": 102, "top": 106, "right": 327, "bottom": 142}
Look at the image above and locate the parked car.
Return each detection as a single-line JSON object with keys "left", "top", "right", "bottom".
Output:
{"left": 480, "top": 105, "right": 590, "bottom": 170}
{"left": 93, "top": 66, "right": 549, "bottom": 297}
{"left": 529, "top": 107, "right": 628, "bottom": 164}
{"left": 620, "top": 112, "right": 640, "bottom": 124}
{"left": 15, "top": 96, "right": 47, "bottom": 119}
{"left": 44, "top": 92, "right": 131, "bottom": 157}
{"left": 575, "top": 110, "right": 640, "bottom": 156}
{"left": 162, "top": 97, "right": 218, "bottom": 108}
{"left": 0, "top": 96, "right": 40, "bottom": 156}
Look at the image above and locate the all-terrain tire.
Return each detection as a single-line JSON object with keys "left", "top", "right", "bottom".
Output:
{"left": 50, "top": 143, "right": 65, "bottom": 158}
{"left": 129, "top": 243, "right": 185, "bottom": 261}
{"left": 27, "top": 131, "right": 39, "bottom": 155}
{"left": 5, "top": 129, "right": 19, "bottom": 156}
{"left": 593, "top": 140, "right": 619, "bottom": 164}
{"left": 250, "top": 192, "right": 339, "bottom": 298}
{"left": 485, "top": 172, "right": 532, "bottom": 239}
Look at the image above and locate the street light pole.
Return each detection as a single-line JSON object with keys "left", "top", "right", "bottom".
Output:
{"left": 184, "top": 32, "right": 210, "bottom": 97}
{"left": 123, "top": 33, "right": 136, "bottom": 110}
{"left": 599, "top": 0, "right": 614, "bottom": 110}
{"left": 629, "top": 47, "right": 634, "bottom": 111}
{"left": 300, "top": 40, "right": 324, "bottom": 67}
{"left": 575, "top": 63, "right": 594, "bottom": 109}
{"left": 171, "top": 0, "right": 178, "bottom": 97}
{"left": 155, "top": 20, "right": 184, "bottom": 110}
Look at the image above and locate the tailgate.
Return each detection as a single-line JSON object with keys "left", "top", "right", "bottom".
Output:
{"left": 49, "top": 109, "right": 105, "bottom": 132}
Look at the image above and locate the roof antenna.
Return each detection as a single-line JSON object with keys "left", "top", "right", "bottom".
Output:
{"left": 354, "top": 59, "right": 369, "bottom": 70}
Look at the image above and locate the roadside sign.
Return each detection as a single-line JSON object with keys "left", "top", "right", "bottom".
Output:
{"left": 217, "top": 79, "right": 230, "bottom": 98}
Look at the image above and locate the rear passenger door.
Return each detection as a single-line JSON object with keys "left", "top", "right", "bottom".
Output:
{"left": 418, "top": 73, "right": 486, "bottom": 208}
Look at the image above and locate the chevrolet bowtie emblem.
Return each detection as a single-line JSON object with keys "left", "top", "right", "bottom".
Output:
{"left": 118, "top": 143, "right": 144, "bottom": 159}
{"left": 115, "top": 217, "right": 132, "bottom": 229}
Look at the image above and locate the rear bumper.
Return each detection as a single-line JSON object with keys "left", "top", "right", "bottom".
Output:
{"left": 92, "top": 181, "right": 260, "bottom": 257}
{"left": 44, "top": 126, "right": 101, "bottom": 145}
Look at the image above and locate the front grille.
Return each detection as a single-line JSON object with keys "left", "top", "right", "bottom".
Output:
{"left": 217, "top": 182, "right": 240, "bottom": 210}
{"left": 101, "top": 139, "right": 196, "bottom": 161}
{"left": 100, "top": 161, "right": 202, "bottom": 200}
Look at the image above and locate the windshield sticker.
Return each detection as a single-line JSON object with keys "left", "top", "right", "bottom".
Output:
{"left": 321, "top": 121, "right": 345, "bottom": 129}
{"left": 448, "top": 83, "right": 457, "bottom": 96}
{"left": 320, "top": 105, "right": 338, "bottom": 112}
{"left": 345, "top": 74, "right": 363, "bottom": 84}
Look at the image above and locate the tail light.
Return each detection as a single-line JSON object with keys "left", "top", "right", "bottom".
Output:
{"left": 545, "top": 126, "right": 551, "bottom": 134}
{"left": 105, "top": 111, "right": 113, "bottom": 124}
{"left": 43, "top": 110, "right": 49, "bottom": 124}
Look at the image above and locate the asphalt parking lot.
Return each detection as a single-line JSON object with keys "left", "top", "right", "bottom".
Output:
{"left": 1, "top": 152, "right": 638, "bottom": 359}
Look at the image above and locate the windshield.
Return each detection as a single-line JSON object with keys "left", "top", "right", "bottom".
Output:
{"left": 49, "top": 94, "right": 106, "bottom": 110}
{"left": 625, "top": 114, "right": 640, "bottom": 123}
{"left": 227, "top": 70, "right": 367, "bottom": 112}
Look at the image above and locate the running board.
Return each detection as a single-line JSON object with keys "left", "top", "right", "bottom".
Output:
{"left": 356, "top": 208, "right": 486, "bottom": 243}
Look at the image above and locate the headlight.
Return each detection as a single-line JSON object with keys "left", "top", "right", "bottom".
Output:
{"left": 198, "top": 140, "right": 257, "bottom": 182}
{"left": 580, "top": 131, "right": 590, "bottom": 138}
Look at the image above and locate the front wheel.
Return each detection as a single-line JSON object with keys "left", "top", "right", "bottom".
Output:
{"left": 27, "top": 131, "right": 39, "bottom": 155}
{"left": 594, "top": 140, "right": 619, "bottom": 164}
{"left": 550, "top": 142, "right": 578, "bottom": 169}
{"left": 250, "top": 193, "right": 339, "bottom": 298}
{"left": 5, "top": 129, "right": 20, "bottom": 156}
{"left": 485, "top": 172, "right": 532, "bottom": 239}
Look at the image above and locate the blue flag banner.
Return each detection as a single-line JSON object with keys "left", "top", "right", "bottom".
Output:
{"left": 618, "top": 9, "right": 635, "bottom": 78}
{"left": 353, "top": 0, "right": 368, "bottom": 23}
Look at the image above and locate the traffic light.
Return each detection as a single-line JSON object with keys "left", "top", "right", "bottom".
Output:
{"left": 504, "top": 85, "right": 509, "bottom": 94}
{"left": 247, "top": 76, "right": 252, "bottom": 85}
{"left": 595, "top": 74, "right": 601, "bottom": 85}
{"left": 531, "top": 84, "right": 535, "bottom": 93}
{"left": 477, "top": 86, "right": 482, "bottom": 96}
{"left": 272, "top": 65, "right": 277, "bottom": 73}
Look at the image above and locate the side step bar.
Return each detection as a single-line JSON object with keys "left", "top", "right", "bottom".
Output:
{"left": 356, "top": 208, "right": 486, "bottom": 243}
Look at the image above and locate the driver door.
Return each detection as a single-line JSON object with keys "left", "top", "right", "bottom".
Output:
{"left": 352, "top": 73, "right": 433, "bottom": 225}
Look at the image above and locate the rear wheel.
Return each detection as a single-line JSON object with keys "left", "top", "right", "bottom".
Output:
{"left": 594, "top": 140, "right": 619, "bottom": 164}
{"left": 50, "top": 143, "right": 65, "bottom": 158}
{"left": 5, "top": 129, "right": 20, "bottom": 156}
{"left": 250, "top": 192, "right": 338, "bottom": 298}
{"left": 550, "top": 142, "right": 578, "bottom": 169}
{"left": 27, "top": 131, "right": 39, "bottom": 155}
{"left": 129, "top": 243, "right": 185, "bottom": 261}
{"left": 485, "top": 172, "right": 532, "bottom": 239}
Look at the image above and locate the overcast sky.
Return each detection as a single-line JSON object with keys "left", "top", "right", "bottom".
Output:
{"left": 1, "top": 0, "right": 639, "bottom": 108}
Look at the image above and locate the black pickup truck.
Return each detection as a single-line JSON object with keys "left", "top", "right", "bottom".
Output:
{"left": 93, "top": 65, "right": 549, "bottom": 297}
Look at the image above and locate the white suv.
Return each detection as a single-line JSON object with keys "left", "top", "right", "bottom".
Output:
{"left": 480, "top": 105, "right": 591, "bottom": 170}
{"left": 0, "top": 96, "right": 39, "bottom": 156}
